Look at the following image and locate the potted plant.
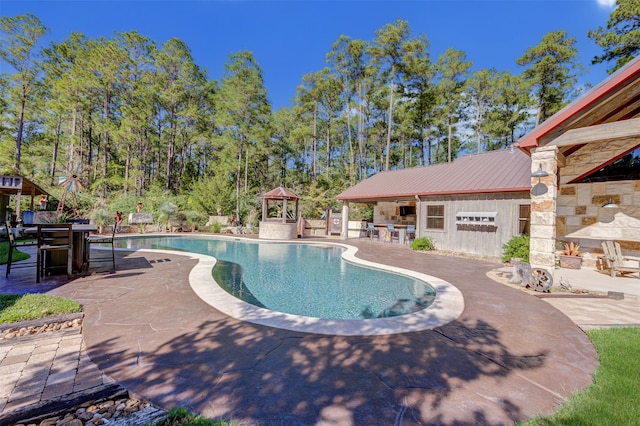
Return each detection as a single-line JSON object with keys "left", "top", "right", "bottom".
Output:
{"left": 558, "top": 241, "right": 582, "bottom": 269}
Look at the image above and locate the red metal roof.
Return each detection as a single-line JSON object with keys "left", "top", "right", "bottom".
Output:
{"left": 517, "top": 55, "right": 640, "bottom": 152}
{"left": 337, "top": 149, "right": 531, "bottom": 202}
{"left": 261, "top": 186, "right": 299, "bottom": 200}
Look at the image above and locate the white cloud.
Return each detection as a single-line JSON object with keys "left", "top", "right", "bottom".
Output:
{"left": 596, "top": 0, "right": 617, "bottom": 8}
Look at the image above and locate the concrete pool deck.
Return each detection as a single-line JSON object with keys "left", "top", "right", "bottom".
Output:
{"left": 2, "top": 236, "right": 625, "bottom": 424}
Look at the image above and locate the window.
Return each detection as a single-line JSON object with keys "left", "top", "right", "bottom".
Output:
{"left": 426, "top": 205, "right": 445, "bottom": 230}
{"left": 518, "top": 204, "right": 530, "bottom": 235}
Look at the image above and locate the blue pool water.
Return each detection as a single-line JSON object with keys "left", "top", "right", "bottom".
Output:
{"left": 115, "top": 236, "right": 435, "bottom": 320}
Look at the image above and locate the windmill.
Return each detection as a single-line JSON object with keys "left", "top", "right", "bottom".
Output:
{"left": 56, "top": 163, "right": 86, "bottom": 216}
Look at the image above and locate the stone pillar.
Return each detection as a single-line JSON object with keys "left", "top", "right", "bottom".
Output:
{"left": 283, "top": 199, "right": 288, "bottom": 224}
{"left": 341, "top": 201, "right": 349, "bottom": 240}
{"left": 530, "top": 146, "right": 560, "bottom": 270}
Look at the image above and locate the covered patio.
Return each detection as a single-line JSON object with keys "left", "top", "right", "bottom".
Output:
{"left": 0, "top": 175, "right": 50, "bottom": 226}
{"left": 518, "top": 56, "right": 640, "bottom": 272}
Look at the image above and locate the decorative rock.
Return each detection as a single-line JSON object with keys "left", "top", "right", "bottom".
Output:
{"left": 77, "top": 411, "right": 94, "bottom": 421}
{"left": 58, "top": 419, "right": 82, "bottom": 426}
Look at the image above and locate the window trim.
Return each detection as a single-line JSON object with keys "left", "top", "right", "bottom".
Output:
{"left": 518, "top": 204, "right": 530, "bottom": 235}
{"left": 426, "top": 204, "right": 445, "bottom": 230}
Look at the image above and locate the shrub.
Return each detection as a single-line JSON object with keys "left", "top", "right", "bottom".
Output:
{"left": 410, "top": 237, "right": 435, "bottom": 251}
{"left": 502, "top": 234, "right": 530, "bottom": 263}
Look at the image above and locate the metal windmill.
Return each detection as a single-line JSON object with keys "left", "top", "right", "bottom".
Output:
{"left": 56, "top": 163, "right": 86, "bottom": 216}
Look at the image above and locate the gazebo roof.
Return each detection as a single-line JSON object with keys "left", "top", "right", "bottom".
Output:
{"left": 0, "top": 175, "right": 49, "bottom": 197}
{"left": 261, "top": 186, "right": 299, "bottom": 200}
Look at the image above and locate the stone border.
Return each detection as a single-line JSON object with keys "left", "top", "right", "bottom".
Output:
{"left": 125, "top": 236, "right": 464, "bottom": 336}
{"left": 0, "top": 312, "right": 83, "bottom": 331}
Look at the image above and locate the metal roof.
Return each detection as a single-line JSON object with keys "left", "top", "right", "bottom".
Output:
{"left": 336, "top": 149, "right": 531, "bottom": 202}
{"left": 261, "top": 186, "right": 299, "bottom": 200}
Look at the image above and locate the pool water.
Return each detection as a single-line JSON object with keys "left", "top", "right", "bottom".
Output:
{"left": 115, "top": 236, "right": 435, "bottom": 320}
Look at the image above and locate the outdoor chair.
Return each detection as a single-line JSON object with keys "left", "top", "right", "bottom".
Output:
{"left": 5, "top": 220, "right": 37, "bottom": 278}
{"left": 601, "top": 240, "right": 640, "bottom": 279}
{"left": 86, "top": 220, "right": 118, "bottom": 271}
{"left": 366, "top": 223, "right": 379, "bottom": 240}
{"left": 37, "top": 223, "right": 73, "bottom": 282}
{"left": 386, "top": 224, "right": 399, "bottom": 243}
{"left": 405, "top": 224, "right": 416, "bottom": 244}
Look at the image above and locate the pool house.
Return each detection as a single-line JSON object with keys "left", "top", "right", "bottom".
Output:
{"left": 336, "top": 148, "right": 532, "bottom": 259}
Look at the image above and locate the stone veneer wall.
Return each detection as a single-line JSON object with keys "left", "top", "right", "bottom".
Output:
{"left": 558, "top": 139, "right": 640, "bottom": 265}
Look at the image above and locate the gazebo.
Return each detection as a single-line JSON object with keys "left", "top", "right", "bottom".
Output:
{"left": 258, "top": 186, "right": 299, "bottom": 240}
{"left": 1, "top": 175, "right": 49, "bottom": 225}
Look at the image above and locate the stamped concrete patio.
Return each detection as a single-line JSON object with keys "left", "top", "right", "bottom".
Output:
{"left": 11, "top": 237, "right": 595, "bottom": 425}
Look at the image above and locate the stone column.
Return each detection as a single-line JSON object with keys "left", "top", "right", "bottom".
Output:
{"left": 341, "top": 201, "right": 349, "bottom": 240}
{"left": 282, "top": 199, "right": 288, "bottom": 224}
{"left": 530, "top": 146, "right": 560, "bottom": 270}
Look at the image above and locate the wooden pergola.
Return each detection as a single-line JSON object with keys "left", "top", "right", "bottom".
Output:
{"left": 1, "top": 175, "right": 49, "bottom": 224}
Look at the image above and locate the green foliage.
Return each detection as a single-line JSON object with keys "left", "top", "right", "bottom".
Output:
{"left": 524, "top": 327, "right": 640, "bottom": 425}
{"left": 348, "top": 203, "right": 373, "bottom": 221}
{"left": 243, "top": 209, "right": 259, "bottom": 227}
{"left": 211, "top": 221, "right": 222, "bottom": 233}
{"left": 517, "top": 30, "right": 582, "bottom": 125}
{"left": 92, "top": 208, "right": 109, "bottom": 226}
{"left": 410, "top": 237, "right": 435, "bottom": 251}
{"left": 159, "top": 201, "right": 178, "bottom": 225}
{"left": 501, "top": 234, "right": 530, "bottom": 263}
{"left": 0, "top": 16, "right": 598, "bottom": 228}
{"left": 0, "top": 240, "right": 30, "bottom": 265}
{"left": 588, "top": 0, "right": 640, "bottom": 73}
{"left": 0, "top": 294, "right": 81, "bottom": 324}
{"left": 157, "top": 406, "right": 232, "bottom": 426}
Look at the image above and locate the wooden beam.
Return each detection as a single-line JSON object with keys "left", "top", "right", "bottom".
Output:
{"left": 549, "top": 117, "right": 640, "bottom": 147}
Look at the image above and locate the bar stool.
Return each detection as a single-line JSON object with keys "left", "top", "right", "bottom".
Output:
{"left": 37, "top": 223, "right": 73, "bottom": 282}
{"left": 405, "top": 225, "right": 416, "bottom": 244}
{"left": 366, "top": 223, "right": 379, "bottom": 240}
{"left": 5, "top": 220, "right": 37, "bottom": 278}
{"left": 86, "top": 220, "right": 117, "bottom": 270}
{"left": 386, "top": 224, "right": 399, "bottom": 243}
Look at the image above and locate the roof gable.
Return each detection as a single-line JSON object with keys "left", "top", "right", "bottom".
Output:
{"left": 337, "top": 149, "right": 531, "bottom": 201}
{"left": 517, "top": 56, "right": 640, "bottom": 152}
{"left": 261, "top": 186, "right": 299, "bottom": 200}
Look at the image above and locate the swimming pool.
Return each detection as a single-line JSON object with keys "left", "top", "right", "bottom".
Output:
{"left": 114, "top": 235, "right": 464, "bottom": 335}
{"left": 115, "top": 236, "right": 435, "bottom": 320}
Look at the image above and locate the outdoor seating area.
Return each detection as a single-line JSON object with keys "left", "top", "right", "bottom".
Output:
{"left": 4, "top": 220, "right": 103, "bottom": 281}
{"left": 363, "top": 222, "right": 415, "bottom": 244}
{"left": 600, "top": 240, "right": 640, "bottom": 279}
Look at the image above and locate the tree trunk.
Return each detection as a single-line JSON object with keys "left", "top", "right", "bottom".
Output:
{"left": 312, "top": 103, "right": 317, "bottom": 182}
{"left": 14, "top": 85, "right": 27, "bottom": 173}
{"left": 447, "top": 119, "right": 453, "bottom": 163}
{"left": 235, "top": 134, "right": 244, "bottom": 222}
{"left": 165, "top": 109, "right": 177, "bottom": 191}
{"left": 51, "top": 115, "right": 62, "bottom": 186}
{"left": 385, "top": 67, "right": 395, "bottom": 171}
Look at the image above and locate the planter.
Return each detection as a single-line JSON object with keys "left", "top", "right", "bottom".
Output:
{"left": 559, "top": 254, "right": 582, "bottom": 270}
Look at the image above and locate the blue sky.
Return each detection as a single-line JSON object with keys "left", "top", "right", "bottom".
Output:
{"left": 2, "top": 0, "right": 617, "bottom": 110}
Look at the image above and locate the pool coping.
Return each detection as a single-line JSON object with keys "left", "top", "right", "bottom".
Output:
{"left": 114, "top": 235, "right": 464, "bottom": 336}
